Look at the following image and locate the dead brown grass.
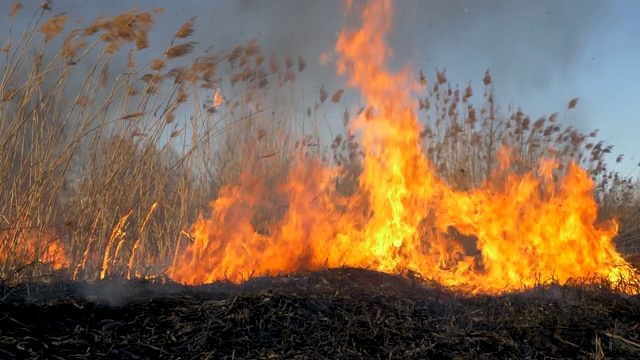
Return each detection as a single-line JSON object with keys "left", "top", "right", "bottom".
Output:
{"left": 0, "top": 3, "right": 638, "bottom": 286}
{"left": 0, "top": 3, "right": 320, "bottom": 283}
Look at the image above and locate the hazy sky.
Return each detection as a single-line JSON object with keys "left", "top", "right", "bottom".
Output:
{"left": 3, "top": 0, "right": 639, "bottom": 174}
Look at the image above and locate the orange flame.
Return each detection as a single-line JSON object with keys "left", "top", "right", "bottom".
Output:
{"left": 0, "top": 227, "right": 70, "bottom": 272}
{"left": 170, "top": 0, "right": 637, "bottom": 294}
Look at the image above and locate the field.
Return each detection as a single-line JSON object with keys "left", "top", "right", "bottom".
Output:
{"left": 1, "top": 268, "right": 640, "bottom": 359}
{"left": 2, "top": 1, "right": 640, "bottom": 358}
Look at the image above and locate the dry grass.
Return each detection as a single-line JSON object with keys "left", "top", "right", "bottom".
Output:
{"left": 0, "top": 4, "right": 316, "bottom": 283}
{"left": 1, "top": 3, "right": 640, "bottom": 359}
{"left": 0, "top": 3, "right": 638, "bottom": 285}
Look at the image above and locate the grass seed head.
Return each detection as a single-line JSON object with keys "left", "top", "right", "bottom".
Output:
{"left": 245, "top": 38, "right": 261, "bottom": 57}
{"left": 39, "top": 14, "right": 70, "bottom": 43}
{"left": 331, "top": 89, "right": 344, "bottom": 103}
{"left": 228, "top": 45, "right": 244, "bottom": 64}
{"left": 2, "top": 38, "right": 11, "bottom": 54}
{"left": 298, "top": 56, "right": 307, "bottom": 72}
{"left": 483, "top": 69, "right": 492, "bottom": 86}
{"left": 9, "top": 2, "right": 23, "bottom": 19}
{"left": 166, "top": 43, "right": 194, "bottom": 59}
{"left": 151, "top": 58, "right": 166, "bottom": 71}
{"left": 61, "top": 29, "right": 87, "bottom": 60}
{"left": 319, "top": 85, "right": 328, "bottom": 104}
{"left": 40, "top": 0, "right": 52, "bottom": 11}
{"left": 175, "top": 17, "right": 196, "bottom": 39}
{"left": 568, "top": 98, "right": 580, "bottom": 110}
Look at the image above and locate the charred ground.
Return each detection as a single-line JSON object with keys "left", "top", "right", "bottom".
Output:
{"left": 1, "top": 268, "right": 640, "bottom": 359}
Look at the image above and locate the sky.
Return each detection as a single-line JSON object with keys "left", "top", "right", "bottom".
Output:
{"left": 2, "top": 0, "right": 639, "bottom": 175}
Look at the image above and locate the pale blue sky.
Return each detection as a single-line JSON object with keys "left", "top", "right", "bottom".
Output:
{"left": 579, "top": 0, "right": 640, "bottom": 175}
{"left": 3, "top": 1, "right": 639, "bottom": 174}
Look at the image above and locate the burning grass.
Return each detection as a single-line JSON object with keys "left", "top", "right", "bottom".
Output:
{"left": 1, "top": 2, "right": 640, "bottom": 355}
{"left": 1, "top": 269, "right": 640, "bottom": 359}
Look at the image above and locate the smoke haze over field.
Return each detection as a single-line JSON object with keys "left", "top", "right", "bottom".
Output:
{"left": 2, "top": 0, "right": 638, "bottom": 171}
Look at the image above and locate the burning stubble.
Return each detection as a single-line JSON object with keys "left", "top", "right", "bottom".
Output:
{"left": 0, "top": 1, "right": 637, "bottom": 295}
{"left": 169, "top": 0, "right": 638, "bottom": 294}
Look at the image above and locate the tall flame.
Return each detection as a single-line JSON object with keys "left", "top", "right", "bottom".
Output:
{"left": 171, "top": 0, "right": 637, "bottom": 294}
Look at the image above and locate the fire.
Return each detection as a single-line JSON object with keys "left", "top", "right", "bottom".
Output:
{"left": 170, "top": 0, "right": 637, "bottom": 294}
{"left": 0, "top": 227, "right": 70, "bottom": 272}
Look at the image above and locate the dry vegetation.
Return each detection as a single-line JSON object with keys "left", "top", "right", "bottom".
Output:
{"left": 1, "top": 3, "right": 640, "bottom": 358}
{"left": 0, "top": 3, "right": 321, "bottom": 282}
{"left": 1, "top": 2, "right": 639, "bottom": 283}
{"left": 0, "top": 3, "right": 639, "bottom": 278}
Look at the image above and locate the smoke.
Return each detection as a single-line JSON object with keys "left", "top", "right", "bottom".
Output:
{"left": 392, "top": 1, "right": 610, "bottom": 90}
{"left": 0, "top": 0, "right": 611, "bottom": 185}
{"left": 210, "top": 0, "right": 611, "bottom": 133}
{"left": 2, "top": 0, "right": 611, "bottom": 133}
{"left": 209, "top": 0, "right": 611, "bottom": 95}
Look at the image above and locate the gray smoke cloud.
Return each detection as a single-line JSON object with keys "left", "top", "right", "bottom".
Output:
{"left": 391, "top": 0, "right": 611, "bottom": 92}
{"left": 185, "top": 0, "right": 610, "bottom": 100}
{"left": 3, "top": 0, "right": 611, "bottom": 128}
